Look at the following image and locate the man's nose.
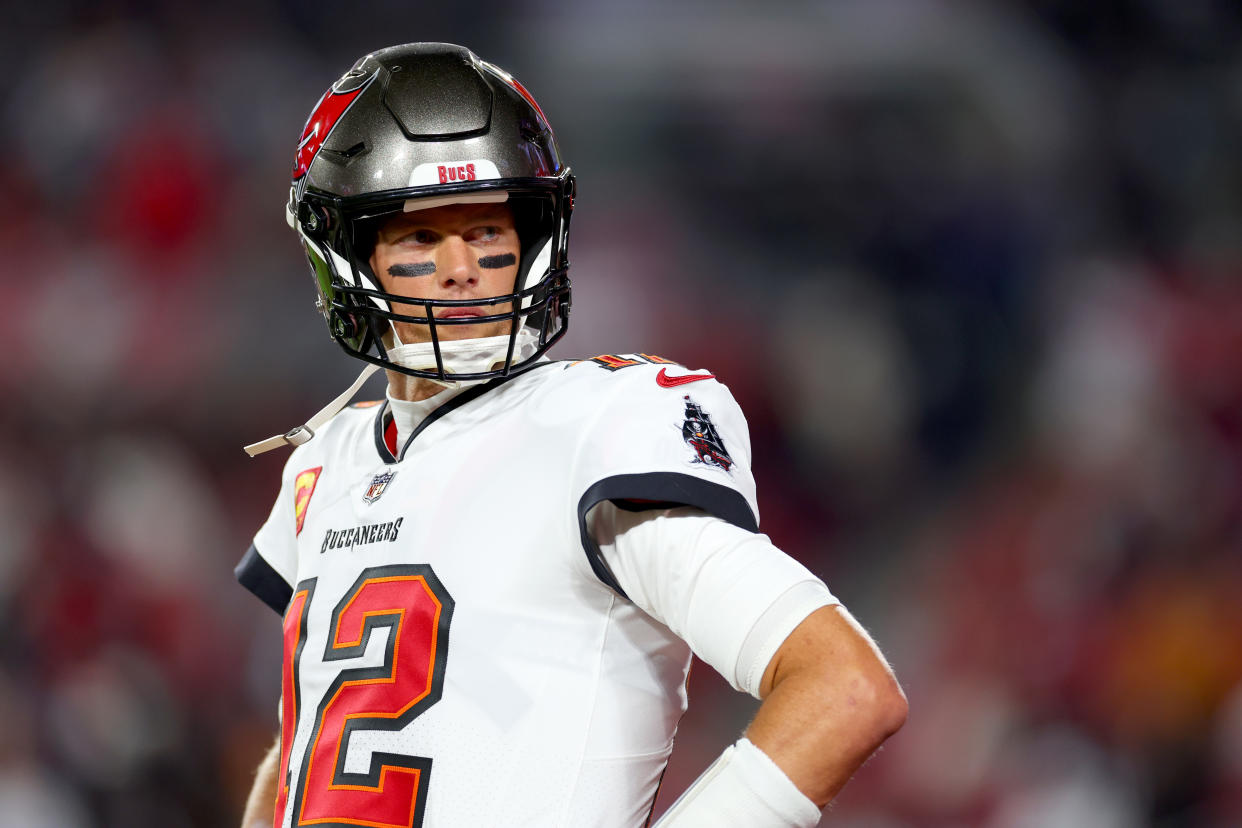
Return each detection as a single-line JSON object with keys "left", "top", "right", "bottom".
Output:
{"left": 437, "top": 236, "right": 478, "bottom": 288}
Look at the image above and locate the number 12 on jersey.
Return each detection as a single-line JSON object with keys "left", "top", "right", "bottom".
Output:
{"left": 277, "top": 564, "right": 454, "bottom": 828}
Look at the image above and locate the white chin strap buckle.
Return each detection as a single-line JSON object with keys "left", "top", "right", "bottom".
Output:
{"left": 283, "top": 426, "right": 315, "bottom": 446}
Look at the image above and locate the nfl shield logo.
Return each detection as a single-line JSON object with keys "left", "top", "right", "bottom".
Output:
{"left": 363, "top": 470, "right": 396, "bottom": 504}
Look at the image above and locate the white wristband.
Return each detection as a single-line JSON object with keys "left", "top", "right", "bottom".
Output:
{"left": 653, "top": 737, "right": 821, "bottom": 828}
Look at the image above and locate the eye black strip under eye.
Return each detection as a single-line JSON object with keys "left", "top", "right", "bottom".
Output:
{"left": 389, "top": 262, "right": 436, "bottom": 277}
{"left": 478, "top": 253, "right": 516, "bottom": 269}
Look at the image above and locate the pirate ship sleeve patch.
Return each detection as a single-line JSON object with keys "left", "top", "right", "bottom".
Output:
{"left": 678, "top": 394, "right": 734, "bottom": 472}
{"left": 587, "top": 364, "right": 755, "bottom": 483}
{"left": 570, "top": 364, "right": 760, "bottom": 593}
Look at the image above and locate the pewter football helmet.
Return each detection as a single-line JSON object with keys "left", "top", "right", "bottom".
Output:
{"left": 288, "top": 43, "right": 574, "bottom": 381}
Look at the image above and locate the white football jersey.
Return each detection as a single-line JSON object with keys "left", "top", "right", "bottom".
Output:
{"left": 237, "top": 355, "right": 806, "bottom": 828}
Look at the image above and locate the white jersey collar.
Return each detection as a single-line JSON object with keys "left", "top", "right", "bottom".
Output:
{"left": 386, "top": 385, "right": 468, "bottom": 451}
{"left": 372, "top": 357, "right": 559, "bottom": 463}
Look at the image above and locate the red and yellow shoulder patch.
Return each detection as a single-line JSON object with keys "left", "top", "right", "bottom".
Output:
{"left": 575, "top": 353, "right": 680, "bottom": 371}
{"left": 350, "top": 400, "right": 383, "bottom": 409}
{"left": 293, "top": 466, "right": 323, "bottom": 536}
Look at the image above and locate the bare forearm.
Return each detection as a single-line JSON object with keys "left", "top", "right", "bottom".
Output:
{"left": 241, "top": 736, "right": 281, "bottom": 828}
{"left": 745, "top": 663, "right": 904, "bottom": 805}
{"left": 746, "top": 606, "right": 907, "bottom": 807}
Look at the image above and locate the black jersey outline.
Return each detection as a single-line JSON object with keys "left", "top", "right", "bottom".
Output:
{"left": 576, "top": 472, "right": 759, "bottom": 598}
{"left": 236, "top": 544, "right": 294, "bottom": 614}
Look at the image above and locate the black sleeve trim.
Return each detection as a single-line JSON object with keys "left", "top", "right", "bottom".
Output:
{"left": 610, "top": 499, "right": 684, "bottom": 513}
{"left": 235, "top": 544, "right": 294, "bottom": 616}
{"left": 576, "top": 472, "right": 759, "bottom": 599}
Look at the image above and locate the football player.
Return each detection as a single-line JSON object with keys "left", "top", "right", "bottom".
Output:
{"left": 237, "top": 43, "right": 906, "bottom": 828}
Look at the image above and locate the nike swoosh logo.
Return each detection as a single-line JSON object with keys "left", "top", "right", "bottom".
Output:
{"left": 656, "top": 367, "right": 715, "bottom": 388}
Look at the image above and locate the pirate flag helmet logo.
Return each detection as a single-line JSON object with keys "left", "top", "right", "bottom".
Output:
{"left": 681, "top": 395, "right": 733, "bottom": 472}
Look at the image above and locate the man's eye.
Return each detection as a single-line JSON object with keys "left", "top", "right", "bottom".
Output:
{"left": 400, "top": 229, "right": 437, "bottom": 245}
{"left": 471, "top": 226, "right": 500, "bottom": 241}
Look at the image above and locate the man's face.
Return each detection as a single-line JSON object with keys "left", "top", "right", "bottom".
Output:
{"left": 368, "top": 202, "right": 521, "bottom": 344}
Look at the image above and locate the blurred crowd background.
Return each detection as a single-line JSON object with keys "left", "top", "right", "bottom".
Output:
{"left": 1, "top": 1, "right": 1240, "bottom": 826}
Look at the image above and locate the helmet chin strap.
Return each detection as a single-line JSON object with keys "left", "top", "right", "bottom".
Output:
{"left": 387, "top": 327, "right": 540, "bottom": 387}
{"left": 243, "top": 363, "right": 381, "bottom": 456}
